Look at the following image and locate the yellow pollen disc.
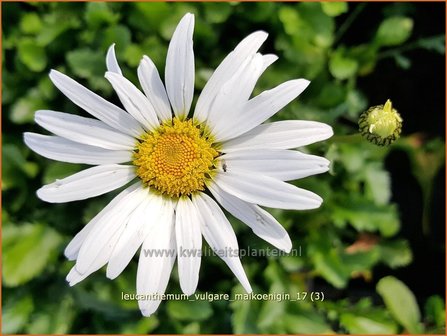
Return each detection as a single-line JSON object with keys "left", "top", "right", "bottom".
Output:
{"left": 133, "top": 118, "right": 218, "bottom": 198}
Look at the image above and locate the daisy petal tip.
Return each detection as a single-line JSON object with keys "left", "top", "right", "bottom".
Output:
{"left": 300, "top": 78, "right": 311, "bottom": 88}
{"left": 181, "top": 287, "right": 195, "bottom": 297}
{"left": 178, "top": 12, "right": 195, "bottom": 30}
{"left": 140, "top": 309, "right": 153, "bottom": 317}
{"left": 63, "top": 249, "right": 76, "bottom": 261}
{"left": 243, "top": 282, "right": 253, "bottom": 294}
{"left": 23, "top": 132, "right": 31, "bottom": 144}
{"left": 36, "top": 187, "right": 48, "bottom": 202}
{"left": 324, "top": 125, "right": 335, "bottom": 139}
{"left": 253, "top": 30, "right": 269, "bottom": 40}
{"left": 48, "top": 69, "right": 63, "bottom": 82}
{"left": 281, "top": 240, "right": 293, "bottom": 254}
{"left": 105, "top": 269, "right": 119, "bottom": 280}
{"left": 106, "top": 44, "right": 123, "bottom": 75}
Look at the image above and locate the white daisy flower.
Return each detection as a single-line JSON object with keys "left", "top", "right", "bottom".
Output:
{"left": 24, "top": 13, "right": 333, "bottom": 316}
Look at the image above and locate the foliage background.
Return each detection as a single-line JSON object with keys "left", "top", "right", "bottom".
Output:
{"left": 2, "top": 2, "right": 445, "bottom": 334}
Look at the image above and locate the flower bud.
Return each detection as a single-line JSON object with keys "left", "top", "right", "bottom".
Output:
{"left": 358, "top": 99, "right": 402, "bottom": 146}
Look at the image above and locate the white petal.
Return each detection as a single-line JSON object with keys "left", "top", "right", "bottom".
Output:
{"left": 106, "top": 193, "right": 164, "bottom": 279}
{"left": 75, "top": 185, "right": 148, "bottom": 275}
{"left": 105, "top": 72, "right": 160, "bottom": 131}
{"left": 137, "top": 199, "right": 176, "bottom": 317}
{"left": 106, "top": 44, "right": 122, "bottom": 75}
{"left": 207, "top": 53, "right": 265, "bottom": 138}
{"left": 66, "top": 266, "right": 89, "bottom": 286}
{"left": 24, "top": 132, "right": 131, "bottom": 165}
{"left": 213, "top": 169, "right": 322, "bottom": 210}
{"left": 67, "top": 224, "right": 124, "bottom": 286}
{"left": 37, "top": 164, "right": 136, "bottom": 203}
{"left": 209, "top": 183, "right": 291, "bottom": 252}
{"left": 222, "top": 120, "right": 333, "bottom": 152}
{"left": 64, "top": 182, "right": 142, "bottom": 261}
{"left": 49, "top": 70, "right": 143, "bottom": 137}
{"left": 261, "top": 54, "right": 278, "bottom": 73}
{"left": 220, "top": 149, "right": 330, "bottom": 181}
{"left": 138, "top": 56, "right": 172, "bottom": 121}
{"left": 165, "top": 13, "right": 195, "bottom": 119}
{"left": 34, "top": 110, "right": 135, "bottom": 150}
{"left": 193, "top": 193, "right": 252, "bottom": 293}
{"left": 216, "top": 79, "right": 310, "bottom": 141}
{"left": 194, "top": 31, "right": 268, "bottom": 122}
{"left": 175, "top": 197, "right": 202, "bottom": 295}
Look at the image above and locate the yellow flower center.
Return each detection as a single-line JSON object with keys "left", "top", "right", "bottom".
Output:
{"left": 133, "top": 118, "right": 218, "bottom": 198}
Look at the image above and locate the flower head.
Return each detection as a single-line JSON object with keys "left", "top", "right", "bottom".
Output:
{"left": 24, "top": 13, "right": 333, "bottom": 316}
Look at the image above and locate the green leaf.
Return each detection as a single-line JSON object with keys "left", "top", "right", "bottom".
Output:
{"left": 204, "top": 2, "right": 233, "bottom": 23}
{"left": 321, "top": 2, "right": 348, "bottom": 17}
{"left": 418, "top": 35, "right": 445, "bottom": 54}
{"left": 20, "top": 13, "right": 42, "bottom": 34}
{"left": 364, "top": 164, "right": 391, "bottom": 205}
{"left": 257, "top": 282, "right": 286, "bottom": 330}
{"left": 375, "top": 16, "right": 413, "bottom": 47}
{"left": 317, "top": 82, "right": 347, "bottom": 108}
{"left": 329, "top": 48, "right": 359, "bottom": 80}
{"left": 340, "top": 312, "right": 398, "bottom": 334}
{"left": 284, "top": 311, "right": 334, "bottom": 334}
{"left": 378, "top": 239, "right": 412, "bottom": 269}
{"left": 2, "top": 144, "right": 39, "bottom": 190}
{"left": 230, "top": 285, "right": 259, "bottom": 333}
{"left": 424, "top": 295, "right": 445, "bottom": 328}
{"left": 394, "top": 54, "right": 411, "bottom": 69}
{"left": 308, "top": 231, "right": 349, "bottom": 288}
{"left": 278, "top": 7, "right": 301, "bottom": 36}
{"left": 3, "top": 223, "right": 63, "bottom": 287}
{"left": 35, "top": 12, "right": 80, "bottom": 46}
{"left": 66, "top": 48, "right": 105, "bottom": 78}
{"left": 18, "top": 38, "right": 47, "bottom": 72}
{"left": 342, "top": 249, "right": 381, "bottom": 275}
{"left": 124, "top": 44, "right": 145, "bottom": 67}
{"left": 166, "top": 299, "right": 213, "bottom": 321}
{"left": 376, "top": 276, "right": 422, "bottom": 333}
{"left": 332, "top": 197, "right": 400, "bottom": 238}
{"left": 85, "top": 2, "right": 119, "bottom": 28}
{"left": 298, "top": 2, "right": 335, "bottom": 48}
{"left": 2, "top": 295, "right": 34, "bottom": 333}
{"left": 101, "top": 25, "right": 132, "bottom": 51}
{"left": 346, "top": 89, "right": 368, "bottom": 117}
{"left": 131, "top": 2, "right": 171, "bottom": 31}
{"left": 10, "top": 86, "right": 50, "bottom": 125}
{"left": 121, "top": 316, "right": 159, "bottom": 334}
{"left": 26, "top": 295, "right": 76, "bottom": 334}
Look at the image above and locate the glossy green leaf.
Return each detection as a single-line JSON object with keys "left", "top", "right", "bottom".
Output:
{"left": 284, "top": 311, "right": 334, "bottom": 334}
{"left": 340, "top": 312, "right": 398, "bottom": 334}
{"left": 376, "top": 276, "right": 422, "bottom": 333}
